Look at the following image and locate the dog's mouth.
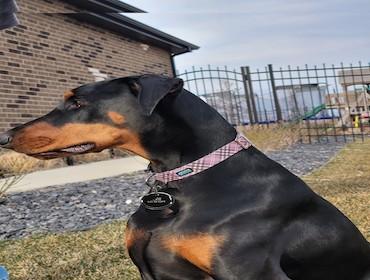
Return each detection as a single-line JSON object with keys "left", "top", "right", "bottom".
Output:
{"left": 30, "top": 143, "right": 96, "bottom": 159}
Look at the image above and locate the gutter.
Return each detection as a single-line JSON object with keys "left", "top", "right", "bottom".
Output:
{"left": 69, "top": 12, "right": 199, "bottom": 55}
{"left": 171, "top": 47, "right": 193, "bottom": 77}
{"left": 62, "top": 0, "right": 146, "bottom": 13}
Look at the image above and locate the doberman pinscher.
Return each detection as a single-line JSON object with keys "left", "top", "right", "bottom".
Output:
{"left": 0, "top": 75, "right": 369, "bottom": 280}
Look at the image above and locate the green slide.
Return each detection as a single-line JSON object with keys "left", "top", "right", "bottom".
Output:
{"left": 302, "top": 104, "right": 326, "bottom": 119}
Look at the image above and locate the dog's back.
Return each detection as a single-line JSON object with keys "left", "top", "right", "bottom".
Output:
{"left": 1, "top": 75, "right": 369, "bottom": 279}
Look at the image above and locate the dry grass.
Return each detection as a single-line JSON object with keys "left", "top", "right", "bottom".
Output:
{"left": 0, "top": 222, "right": 139, "bottom": 280}
{"left": 0, "top": 151, "right": 64, "bottom": 175}
{"left": 0, "top": 153, "right": 33, "bottom": 198}
{"left": 239, "top": 124, "right": 300, "bottom": 152}
{"left": 69, "top": 150, "right": 115, "bottom": 165}
{"left": 0, "top": 175, "right": 24, "bottom": 200}
{"left": 0, "top": 138, "right": 369, "bottom": 280}
{"left": 304, "top": 139, "right": 370, "bottom": 239}
{"left": 0, "top": 149, "right": 129, "bottom": 175}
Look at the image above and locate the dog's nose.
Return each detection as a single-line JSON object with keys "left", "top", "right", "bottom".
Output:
{"left": 0, "top": 132, "right": 13, "bottom": 148}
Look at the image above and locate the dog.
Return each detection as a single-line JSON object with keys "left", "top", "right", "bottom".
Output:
{"left": 0, "top": 75, "right": 369, "bottom": 280}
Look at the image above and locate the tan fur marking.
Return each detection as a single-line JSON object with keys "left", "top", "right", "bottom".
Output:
{"left": 116, "top": 131, "right": 149, "bottom": 159}
{"left": 162, "top": 234, "right": 225, "bottom": 273}
{"left": 63, "top": 90, "right": 74, "bottom": 101}
{"left": 11, "top": 122, "right": 149, "bottom": 159}
{"left": 125, "top": 227, "right": 147, "bottom": 249}
{"left": 108, "top": 111, "right": 126, "bottom": 125}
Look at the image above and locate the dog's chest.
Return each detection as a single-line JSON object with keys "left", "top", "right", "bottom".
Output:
{"left": 126, "top": 208, "right": 224, "bottom": 279}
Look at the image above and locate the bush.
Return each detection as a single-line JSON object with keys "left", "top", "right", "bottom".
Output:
{"left": 0, "top": 175, "right": 24, "bottom": 200}
{"left": 0, "top": 151, "right": 64, "bottom": 175}
{"left": 0, "top": 149, "right": 130, "bottom": 174}
{"left": 0, "top": 152, "right": 30, "bottom": 199}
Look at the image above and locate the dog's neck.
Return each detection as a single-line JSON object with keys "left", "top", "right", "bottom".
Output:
{"left": 144, "top": 90, "right": 236, "bottom": 173}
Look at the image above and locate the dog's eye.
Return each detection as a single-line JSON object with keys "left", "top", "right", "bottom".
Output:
{"left": 66, "top": 99, "right": 82, "bottom": 110}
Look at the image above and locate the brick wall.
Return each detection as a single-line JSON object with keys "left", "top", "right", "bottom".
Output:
{"left": 0, "top": 0, "right": 173, "bottom": 132}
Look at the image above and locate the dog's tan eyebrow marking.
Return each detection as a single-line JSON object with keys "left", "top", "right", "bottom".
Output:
{"left": 63, "top": 90, "right": 74, "bottom": 101}
{"left": 108, "top": 111, "right": 126, "bottom": 125}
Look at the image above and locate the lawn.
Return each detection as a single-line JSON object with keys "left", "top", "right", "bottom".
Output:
{"left": 0, "top": 138, "right": 369, "bottom": 280}
{"left": 303, "top": 139, "right": 370, "bottom": 238}
{"left": 0, "top": 222, "right": 139, "bottom": 280}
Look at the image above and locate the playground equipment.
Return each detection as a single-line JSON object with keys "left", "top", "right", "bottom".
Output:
{"left": 302, "top": 104, "right": 326, "bottom": 120}
{"left": 324, "top": 68, "right": 370, "bottom": 130}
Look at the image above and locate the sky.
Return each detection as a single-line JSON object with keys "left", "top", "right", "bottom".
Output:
{"left": 124, "top": 0, "right": 370, "bottom": 73}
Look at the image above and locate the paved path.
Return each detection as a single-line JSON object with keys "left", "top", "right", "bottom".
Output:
{"left": 0, "top": 142, "right": 345, "bottom": 240}
{"left": 3, "top": 156, "right": 149, "bottom": 193}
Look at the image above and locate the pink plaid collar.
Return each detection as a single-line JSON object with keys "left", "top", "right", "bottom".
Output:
{"left": 153, "top": 133, "right": 251, "bottom": 184}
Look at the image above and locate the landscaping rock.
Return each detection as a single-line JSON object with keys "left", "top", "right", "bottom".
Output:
{"left": 0, "top": 142, "right": 345, "bottom": 240}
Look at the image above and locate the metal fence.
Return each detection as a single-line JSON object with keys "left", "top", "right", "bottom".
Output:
{"left": 177, "top": 62, "right": 370, "bottom": 143}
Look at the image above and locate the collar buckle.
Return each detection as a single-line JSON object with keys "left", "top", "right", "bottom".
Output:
{"left": 235, "top": 134, "right": 252, "bottom": 149}
{"left": 145, "top": 174, "right": 157, "bottom": 188}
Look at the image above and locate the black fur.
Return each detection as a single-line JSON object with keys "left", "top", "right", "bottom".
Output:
{"left": 1, "top": 75, "right": 369, "bottom": 280}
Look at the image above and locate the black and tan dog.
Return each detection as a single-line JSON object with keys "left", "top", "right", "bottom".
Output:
{"left": 0, "top": 75, "right": 369, "bottom": 280}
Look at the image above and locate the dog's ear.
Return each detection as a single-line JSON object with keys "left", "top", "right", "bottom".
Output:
{"left": 128, "top": 75, "right": 183, "bottom": 116}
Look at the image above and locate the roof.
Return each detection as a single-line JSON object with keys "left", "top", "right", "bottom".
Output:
{"left": 63, "top": 0, "right": 146, "bottom": 13}
{"left": 62, "top": 0, "right": 199, "bottom": 55}
{"left": 338, "top": 68, "right": 370, "bottom": 86}
{"left": 275, "top": 83, "right": 324, "bottom": 90}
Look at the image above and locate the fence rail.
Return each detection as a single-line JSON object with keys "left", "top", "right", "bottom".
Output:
{"left": 177, "top": 62, "right": 370, "bottom": 143}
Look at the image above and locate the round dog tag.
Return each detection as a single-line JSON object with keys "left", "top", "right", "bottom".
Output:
{"left": 141, "top": 192, "right": 174, "bottom": 211}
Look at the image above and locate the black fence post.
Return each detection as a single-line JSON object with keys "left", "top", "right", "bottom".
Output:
{"left": 246, "top": 66, "right": 259, "bottom": 123}
{"left": 268, "top": 64, "right": 283, "bottom": 121}
{"left": 241, "top": 66, "right": 255, "bottom": 124}
{"left": 242, "top": 66, "right": 259, "bottom": 124}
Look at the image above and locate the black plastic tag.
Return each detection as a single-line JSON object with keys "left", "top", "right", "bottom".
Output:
{"left": 141, "top": 192, "right": 174, "bottom": 211}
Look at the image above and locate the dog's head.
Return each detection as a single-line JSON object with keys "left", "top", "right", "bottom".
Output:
{"left": 0, "top": 75, "right": 183, "bottom": 159}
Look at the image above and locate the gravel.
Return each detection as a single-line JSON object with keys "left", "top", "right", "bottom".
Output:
{"left": 0, "top": 142, "right": 345, "bottom": 240}
{"left": 267, "top": 142, "right": 346, "bottom": 175}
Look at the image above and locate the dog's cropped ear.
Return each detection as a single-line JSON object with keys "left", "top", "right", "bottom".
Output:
{"left": 128, "top": 75, "right": 183, "bottom": 116}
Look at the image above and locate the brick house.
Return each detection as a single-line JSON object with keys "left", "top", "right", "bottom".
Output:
{"left": 0, "top": 0, "right": 198, "bottom": 132}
